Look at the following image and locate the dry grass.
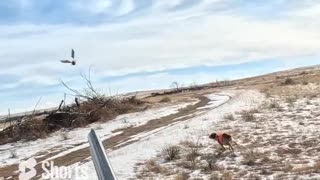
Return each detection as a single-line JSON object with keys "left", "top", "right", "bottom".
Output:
{"left": 286, "top": 95, "right": 298, "bottom": 104}
{"left": 9, "top": 150, "right": 17, "bottom": 159}
{"left": 282, "top": 78, "right": 295, "bottom": 86}
{"left": 174, "top": 172, "right": 190, "bottom": 180}
{"left": 268, "top": 100, "right": 282, "bottom": 111}
{"left": 313, "top": 160, "right": 320, "bottom": 173}
{"left": 144, "top": 160, "right": 165, "bottom": 174}
{"left": 186, "top": 148, "right": 200, "bottom": 162}
{"left": 160, "top": 96, "right": 172, "bottom": 103}
{"left": 302, "top": 80, "right": 309, "bottom": 85}
{"left": 241, "top": 150, "right": 260, "bottom": 166}
{"left": 209, "top": 173, "right": 220, "bottom": 180}
{"left": 224, "top": 113, "right": 235, "bottom": 121}
{"left": 202, "top": 154, "right": 219, "bottom": 173}
{"left": 180, "top": 140, "right": 197, "bottom": 148}
{"left": 60, "top": 132, "right": 69, "bottom": 141}
{"left": 136, "top": 159, "right": 170, "bottom": 179}
{"left": 240, "top": 110, "right": 256, "bottom": 122}
{"left": 221, "top": 171, "right": 234, "bottom": 180}
{"left": 0, "top": 96, "right": 144, "bottom": 145}
{"left": 162, "top": 145, "right": 181, "bottom": 161}
{"left": 185, "top": 144, "right": 201, "bottom": 169}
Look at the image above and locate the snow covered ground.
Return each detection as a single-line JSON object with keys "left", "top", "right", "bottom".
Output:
{"left": 134, "top": 87, "right": 320, "bottom": 179}
{"left": 0, "top": 101, "right": 197, "bottom": 167}
{"left": 68, "top": 90, "right": 263, "bottom": 180}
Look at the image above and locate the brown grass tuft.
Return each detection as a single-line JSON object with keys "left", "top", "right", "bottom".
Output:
{"left": 241, "top": 150, "right": 260, "bottom": 166}
{"left": 174, "top": 172, "right": 190, "bottom": 180}
{"left": 224, "top": 113, "right": 235, "bottom": 121}
{"left": 144, "top": 160, "right": 165, "bottom": 174}
{"left": 60, "top": 132, "right": 69, "bottom": 141}
{"left": 240, "top": 110, "right": 256, "bottom": 122}
{"left": 162, "top": 145, "right": 181, "bottom": 161}
{"left": 160, "top": 96, "right": 171, "bottom": 103}
{"left": 9, "top": 150, "right": 17, "bottom": 158}
{"left": 282, "top": 78, "right": 295, "bottom": 85}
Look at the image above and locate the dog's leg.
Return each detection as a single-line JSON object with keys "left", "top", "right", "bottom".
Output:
{"left": 220, "top": 144, "right": 226, "bottom": 151}
{"left": 231, "top": 139, "right": 239, "bottom": 146}
{"left": 228, "top": 143, "right": 234, "bottom": 151}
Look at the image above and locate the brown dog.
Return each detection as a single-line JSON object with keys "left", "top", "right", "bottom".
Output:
{"left": 209, "top": 133, "right": 236, "bottom": 151}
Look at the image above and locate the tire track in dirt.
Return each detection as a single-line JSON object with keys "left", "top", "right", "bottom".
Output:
{"left": 0, "top": 93, "right": 232, "bottom": 179}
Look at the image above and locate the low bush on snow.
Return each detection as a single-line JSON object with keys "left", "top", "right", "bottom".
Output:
{"left": 240, "top": 110, "right": 256, "bottom": 122}
{"left": 162, "top": 145, "right": 181, "bottom": 161}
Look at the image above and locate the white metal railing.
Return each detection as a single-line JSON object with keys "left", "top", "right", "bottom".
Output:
{"left": 88, "top": 129, "right": 117, "bottom": 180}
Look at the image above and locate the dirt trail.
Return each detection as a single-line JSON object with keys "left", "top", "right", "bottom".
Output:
{"left": 0, "top": 93, "right": 232, "bottom": 179}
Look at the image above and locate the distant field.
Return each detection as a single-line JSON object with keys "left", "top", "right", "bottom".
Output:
{"left": 0, "top": 64, "right": 320, "bottom": 179}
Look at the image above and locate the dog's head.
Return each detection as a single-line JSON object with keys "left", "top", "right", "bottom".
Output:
{"left": 209, "top": 133, "right": 217, "bottom": 140}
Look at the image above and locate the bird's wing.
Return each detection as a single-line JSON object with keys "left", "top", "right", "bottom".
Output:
{"left": 71, "top": 49, "right": 75, "bottom": 59}
{"left": 60, "top": 60, "right": 72, "bottom": 63}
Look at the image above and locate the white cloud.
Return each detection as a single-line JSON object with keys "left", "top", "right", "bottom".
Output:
{"left": 72, "top": 0, "right": 112, "bottom": 14}
{"left": 117, "top": 0, "right": 135, "bottom": 15}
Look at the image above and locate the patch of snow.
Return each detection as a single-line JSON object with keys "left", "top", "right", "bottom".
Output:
{"left": 0, "top": 101, "right": 196, "bottom": 167}
{"left": 74, "top": 90, "right": 265, "bottom": 180}
{"left": 197, "top": 94, "right": 230, "bottom": 110}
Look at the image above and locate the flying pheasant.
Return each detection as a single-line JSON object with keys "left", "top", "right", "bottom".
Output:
{"left": 60, "top": 49, "right": 76, "bottom": 65}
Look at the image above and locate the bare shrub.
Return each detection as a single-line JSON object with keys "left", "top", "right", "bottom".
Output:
{"left": 260, "top": 87, "right": 271, "bottom": 98}
{"left": 224, "top": 114, "right": 235, "bottom": 121}
{"left": 1, "top": 99, "right": 141, "bottom": 145}
{"left": 186, "top": 144, "right": 201, "bottom": 167}
{"left": 309, "top": 94, "right": 318, "bottom": 99}
{"left": 286, "top": 96, "right": 298, "bottom": 104}
{"left": 201, "top": 154, "right": 219, "bottom": 173}
{"left": 241, "top": 150, "right": 260, "bottom": 166}
{"left": 160, "top": 96, "right": 171, "bottom": 103}
{"left": 171, "top": 81, "right": 180, "bottom": 91}
{"left": 180, "top": 139, "right": 202, "bottom": 158}
{"left": 144, "top": 160, "right": 164, "bottom": 174}
{"left": 268, "top": 100, "right": 282, "bottom": 111}
{"left": 306, "top": 100, "right": 312, "bottom": 105}
{"left": 180, "top": 140, "right": 195, "bottom": 148}
{"left": 221, "top": 171, "right": 234, "bottom": 180}
{"left": 313, "top": 160, "right": 320, "bottom": 173}
{"left": 276, "top": 147, "right": 302, "bottom": 155}
{"left": 302, "top": 80, "right": 308, "bottom": 85}
{"left": 137, "top": 159, "right": 169, "bottom": 178}
{"left": 9, "top": 150, "right": 17, "bottom": 158}
{"left": 240, "top": 110, "right": 256, "bottom": 122}
{"left": 247, "top": 173, "right": 261, "bottom": 180}
{"left": 210, "top": 173, "right": 220, "bottom": 180}
{"left": 282, "top": 78, "right": 295, "bottom": 85}
{"left": 162, "top": 145, "right": 181, "bottom": 161}
{"left": 0, "top": 117, "right": 49, "bottom": 145}
{"left": 249, "top": 108, "right": 260, "bottom": 114}
{"left": 60, "top": 132, "right": 69, "bottom": 141}
{"left": 283, "top": 162, "right": 294, "bottom": 173}
{"left": 300, "top": 71, "right": 307, "bottom": 75}
{"left": 174, "top": 172, "right": 190, "bottom": 180}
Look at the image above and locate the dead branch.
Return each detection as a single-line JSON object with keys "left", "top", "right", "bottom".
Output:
{"left": 60, "top": 79, "right": 92, "bottom": 100}
{"left": 58, "top": 100, "right": 64, "bottom": 111}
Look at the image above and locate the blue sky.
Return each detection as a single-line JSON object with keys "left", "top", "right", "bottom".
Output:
{"left": 0, "top": 0, "right": 320, "bottom": 115}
